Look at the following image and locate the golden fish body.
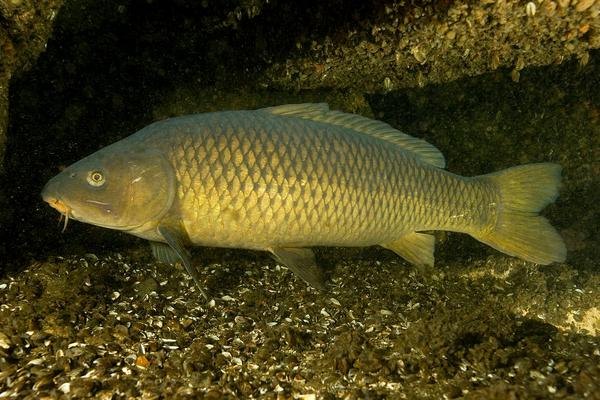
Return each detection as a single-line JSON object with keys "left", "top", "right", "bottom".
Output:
{"left": 140, "top": 110, "right": 486, "bottom": 249}
{"left": 42, "top": 104, "right": 566, "bottom": 294}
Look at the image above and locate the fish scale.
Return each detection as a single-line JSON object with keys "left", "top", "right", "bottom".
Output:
{"left": 42, "top": 103, "right": 566, "bottom": 295}
{"left": 142, "top": 111, "right": 494, "bottom": 250}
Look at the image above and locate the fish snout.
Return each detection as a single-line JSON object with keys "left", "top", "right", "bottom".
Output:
{"left": 41, "top": 180, "right": 70, "bottom": 215}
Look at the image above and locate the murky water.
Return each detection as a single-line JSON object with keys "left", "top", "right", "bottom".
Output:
{"left": 0, "top": 3, "right": 598, "bottom": 397}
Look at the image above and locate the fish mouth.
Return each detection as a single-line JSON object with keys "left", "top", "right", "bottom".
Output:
{"left": 43, "top": 195, "right": 72, "bottom": 232}
{"left": 45, "top": 196, "right": 70, "bottom": 215}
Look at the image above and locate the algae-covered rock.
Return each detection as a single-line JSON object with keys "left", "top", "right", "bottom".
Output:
{"left": 1, "top": 0, "right": 599, "bottom": 168}
{"left": 0, "top": 0, "right": 64, "bottom": 169}
{"left": 264, "top": 0, "right": 600, "bottom": 91}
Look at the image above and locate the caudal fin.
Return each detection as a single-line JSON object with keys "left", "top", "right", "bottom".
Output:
{"left": 475, "top": 163, "right": 566, "bottom": 265}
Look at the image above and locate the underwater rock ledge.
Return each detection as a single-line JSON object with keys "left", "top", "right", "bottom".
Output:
{"left": 1, "top": 0, "right": 599, "bottom": 168}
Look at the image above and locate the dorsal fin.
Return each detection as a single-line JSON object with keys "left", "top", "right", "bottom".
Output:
{"left": 261, "top": 103, "right": 445, "bottom": 168}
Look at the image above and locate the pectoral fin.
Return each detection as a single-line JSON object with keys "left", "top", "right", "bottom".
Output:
{"left": 150, "top": 241, "right": 180, "bottom": 265}
{"left": 270, "top": 247, "right": 327, "bottom": 291}
{"left": 157, "top": 224, "right": 208, "bottom": 299}
{"left": 382, "top": 232, "right": 435, "bottom": 267}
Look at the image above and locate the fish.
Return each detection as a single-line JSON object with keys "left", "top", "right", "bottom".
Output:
{"left": 42, "top": 103, "right": 566, "bottom": 297}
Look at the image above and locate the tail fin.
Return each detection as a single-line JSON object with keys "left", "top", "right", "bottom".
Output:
{"left": 475, "top": 163, "right": 566, "bottom": 265}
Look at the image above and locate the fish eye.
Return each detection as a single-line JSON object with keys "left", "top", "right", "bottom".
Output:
{"left": 87, "top": 170, "right": 106, "bottom": 187}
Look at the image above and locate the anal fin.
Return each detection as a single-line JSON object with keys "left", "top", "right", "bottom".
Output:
{"left": 270, "top": 247, "right": 327, "bottom": 291}
{"left": 382, "top": 232, "right": 435, "bottom": 267}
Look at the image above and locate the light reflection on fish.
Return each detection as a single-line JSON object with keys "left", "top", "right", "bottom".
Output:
{"left": 42, "top": 103, "right": 566, "bottom": 297}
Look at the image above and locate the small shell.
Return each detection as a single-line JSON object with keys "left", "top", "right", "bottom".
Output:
{"left": 558, "top": 0, "right": 570, "bottom": 8}
{"left": 411, "top": 46, "right": 427, "bottom": 64}
{"left": 383, "top": 77, "right": 393, "bottom": 92}
{"left": 0, "top": 332, "right": 11, "bottom": 349}
{"left": 526, "top": 2, "right": 536, "bottom": 17}
{"left": 136, "top": 355, "right": 150, "bottom": 368}
{"left": 511, "top": 69, "right": 520, "bottom": 83}
{"left": 575, "top": 0, "right": 595, "bottom": 12}
{"left": 544, "top": 1, "right": 557, "bottom": 15}
{"left": 59, "top": 382, "right": 71, "bottom": 394}
{"left": 232, "top": 357, "right": 242, "bottom": 366}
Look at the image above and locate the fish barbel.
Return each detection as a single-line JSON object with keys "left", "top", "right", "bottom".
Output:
{"left": 42, "top": 103, "right": 566, "bottom": 296}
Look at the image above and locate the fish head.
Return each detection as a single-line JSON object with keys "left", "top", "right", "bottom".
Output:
{"left": 42, "top": 146, "right": 176, "bottom": 232}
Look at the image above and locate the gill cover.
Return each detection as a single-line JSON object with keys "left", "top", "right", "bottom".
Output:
{"left": 116, "top": 149, "right": 176, "bottom": 229}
